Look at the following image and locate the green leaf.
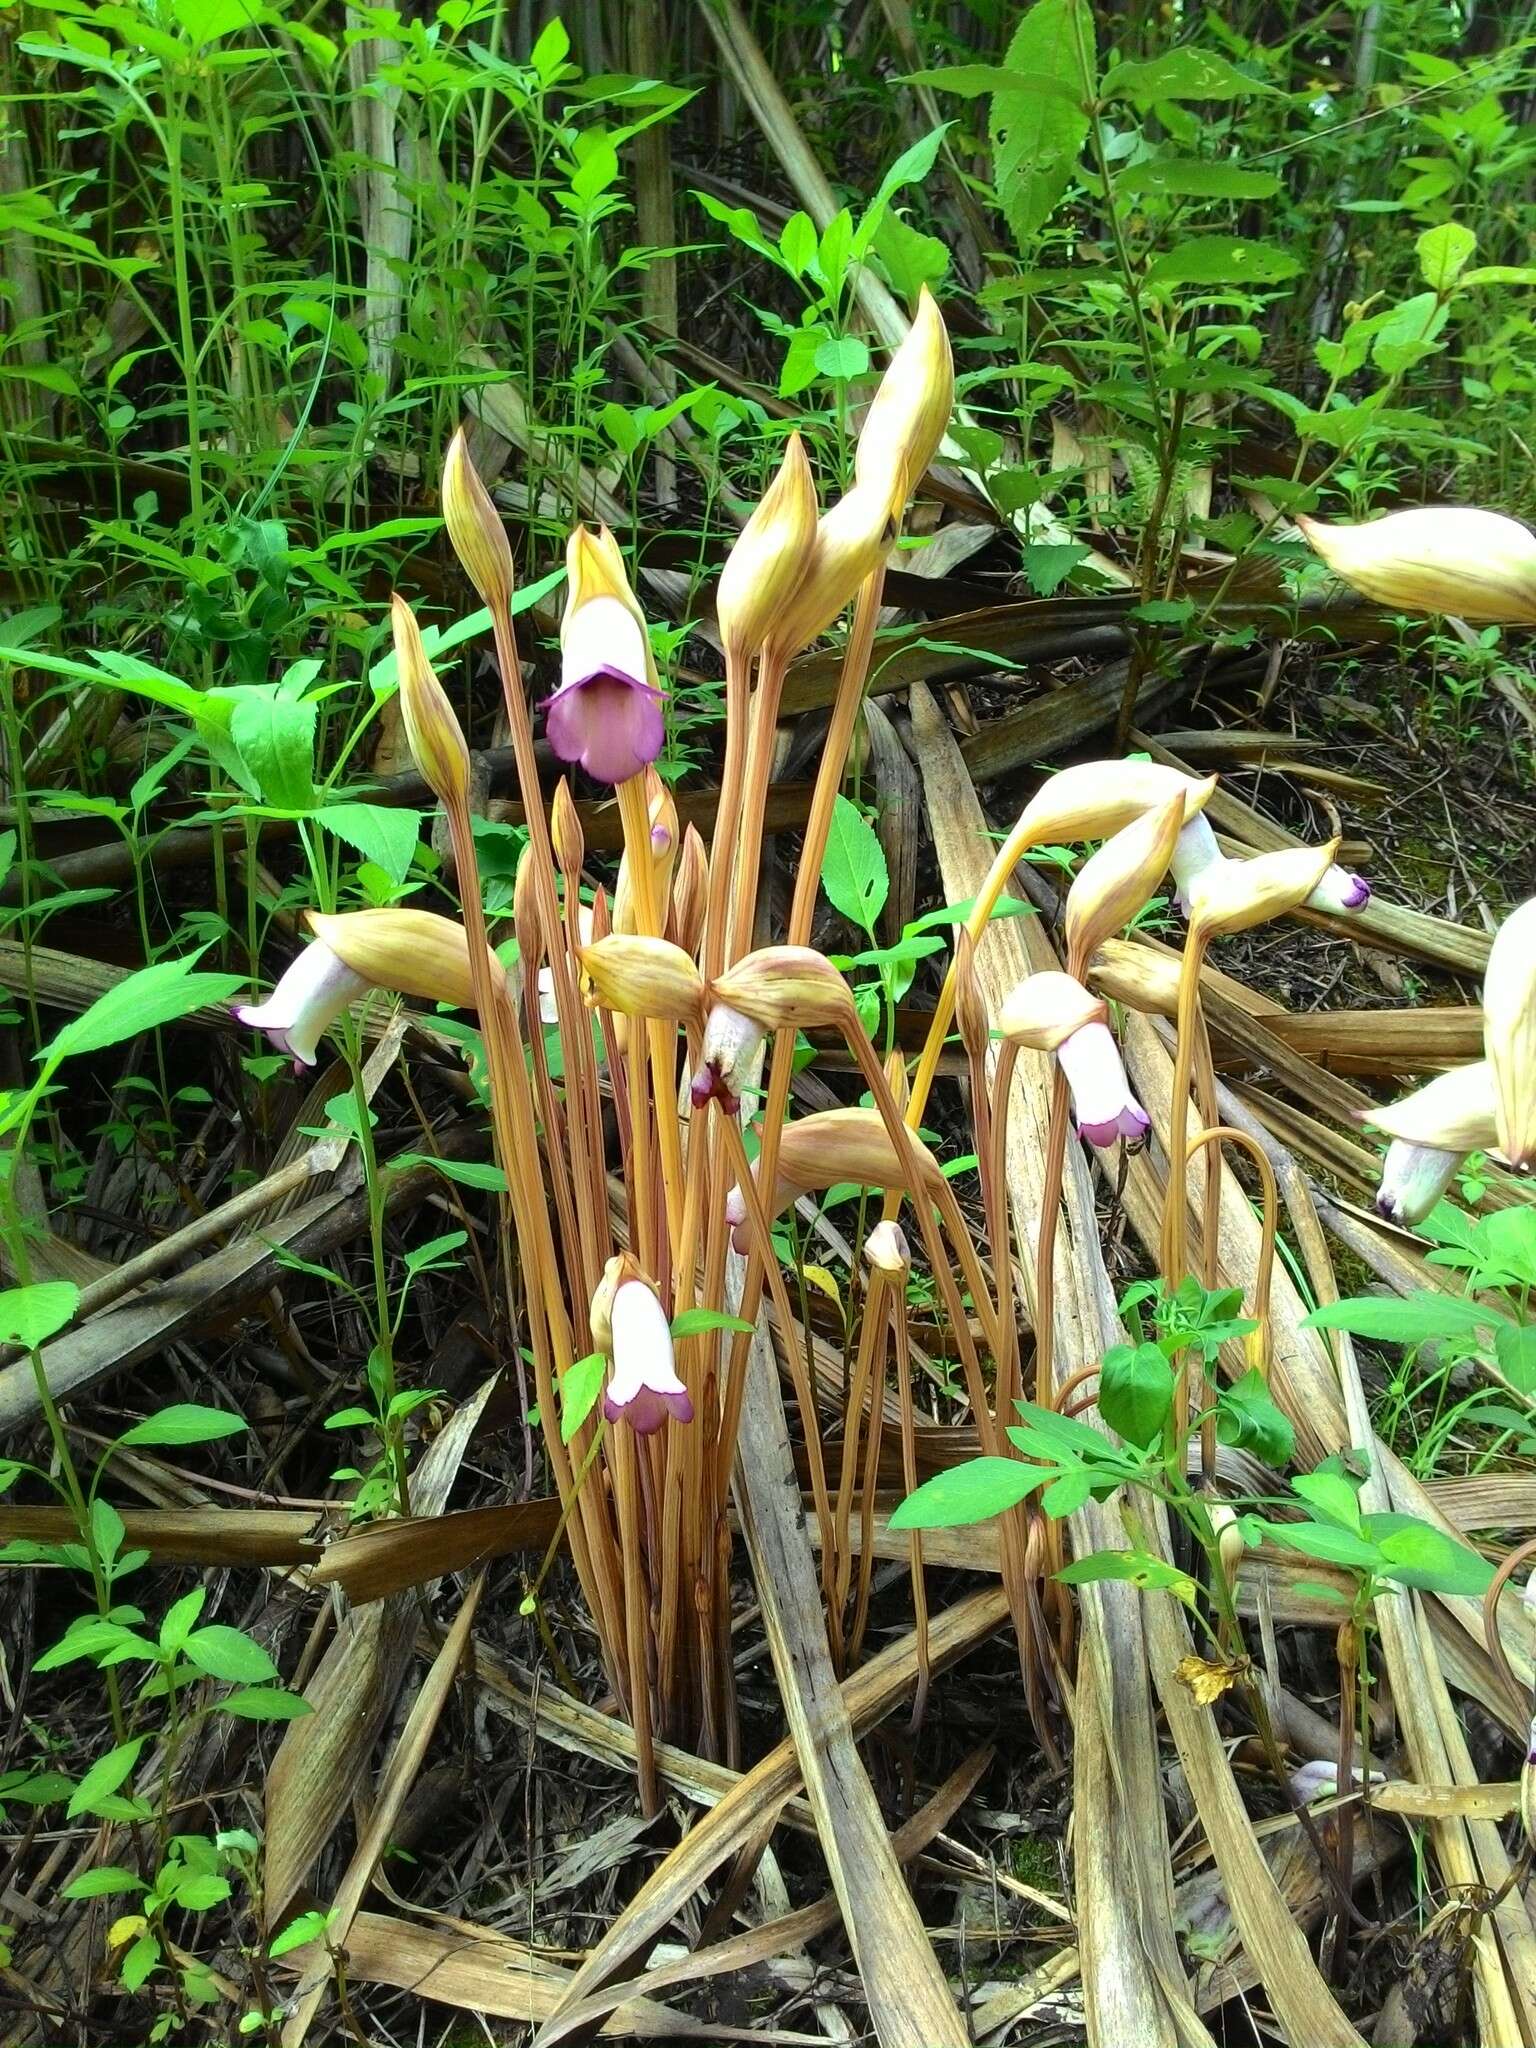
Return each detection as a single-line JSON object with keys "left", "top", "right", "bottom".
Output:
{"left": 1103, "top": 47, "right": 1274, "bottom": 104}
{"left": 182, "top": 1626, "right": 278, "bottom": 1684}
{"left": 120, "top": 1932, "right": 159, "bottom": 1992}
{"left": 1055, "top": 1549, "right": 1198, "bottom": 1602}
{"left": 1291, "top": 1466, "right": 1364, "bottom": 1533}
{"left": 1302, "top": 1292, "right": 1490, "bottom": 1344}
{"left": 821, "top": 793, "right": 889, "bottom": 936}
{"left": 315, "top": 803, "right": 423, "bottom": 887}
{"left": 0, "top": 1281, "right": 78, "bottom": 1349}
{"left": 1416, "top": 221, "right": 1476, "bottom": 292}
{"left": 171, "top": 1870, "right": 232, "bottom": 1911}
{"left": 403, "top": 1230, "right": 468, "bottom": 1276}
{"left": 670, "top": 1307, "right": 756, "bottom": 1339}
{"left": 904, "top": 62, "right": 1082, "bottom": 98}
{"left": 269, "top": 1908, "right": 333, "bottom": 1959}
{"left": 1115, "top": 159, "right": 1281, "bottom": 201}
{"left": 62, "top": 1864, "right": 145, "bottom": 1900}
{"left": 91, "top": 1497, "right": 125, "bottom": 1568}
{"left": 228, "top": 689, "right": 316, "bottom": 809}
{"left": 1145, "top": 238, "right": 1300, "bottom": 289}
{"left": 1097, "top": 1342, "right": 1175, "bottom": 1448}
{"left": 159, "top": 1587, "right": 206, "bottom": 1655}
{"left": 889, "top": 1456, "right": 1043, "bottom": 1529}
{"left": 853, "top": 124, "right": 952, "bottom": 258}
{"left": 390, "top": 1153, "right": 507, "bottom": 1193}
{"left": 1495, "top": 1323, "right": 1536, "bottom": 1392}
{"left": 43, "top": 961, "right": 244, "bottom": 1065}
{"left": 1256, "top": 1519, "right": 1383, "bottom": 1576}
{"left": 1367, "top": 1513, "right": 1493, "bottom": 1596}
{"left": 813, "top": 334, "right": 870, "bottom": 382}
{"left": 989, "top": 0, "right": 1094, "bottom": 247}
{"left": 558, "top": 1352, "right": 606, "bottom": 1444}
{"left": 1215, "top": 1368, "right": 1295, "bottom": 1466}
{"left": 118, "top": 1405, "right": 249, "bottom": 1448}
{"left": 216, "top": 1687, "right": 312, "bottom": 1721}
{"left": 67, "top": 1737, "right": 146, "bottom": 1817}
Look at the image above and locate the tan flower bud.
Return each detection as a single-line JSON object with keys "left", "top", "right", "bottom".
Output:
{"left": 1086, "top": 939, "right": 1181, "bottom": 1019}
{"left": 998, "top": 970, "right": 1105, "bottom": 1051}
{"left": 613, "top": 769, "right": 678, "bottom": 937}
{"left": 884, "top": 1049, "right": 910, "bottom": 1115}
{"left": 1187, "top": 841, "right": 1338, "bottom": 941}
{"left": 717, "top": 432, "right": 819, "bottom": 658}
{"left": 864, "top": 1219, "right": 912, "bottom": 1274}
{"left": 766, "top": 481, "right": 898, "bottom": 664}
{"left": 305, "top": 908, "right": 502, "bottom": 1011}
{"left": 670, "top": 824, "right": 709, "bottom": 958}
{"left": 551, "top": 776, "right": 584, "bottom": 876}
{"left": 390, "top": 594, "right": 470, "bottom": 808}
{"left": 854, "top": 286, "right": 954, "bottom": 509}
{"left": 1015, "top": 761, "right": 1216, "bottom": 849}
{"left": 1297, "top": 507, "right": 1536, "bottom": 626}
{"left": 1065, "top": 793, "right": 1184, "bottom": 963}
{"left": 589, "top": 1250, "right": 646, "bottom": 1357}
{"left": 1209, "top": 1504, "right": 1245, "bottom": 1590}
{"left": 709, "top": 945, "right": 853, "bottom": 1031}
{"left": 724, "top": 1106, "right": 946, "bottom": 1250}
{"left": 1483, "top": 897, "right": 1536, "bottom": 1168}
{"left": 1365, "top": 1060, "right": 1499, "bottom": 1153}
{"left": 579, "top": 934, "right": 706, "bottom": 1020}
{"left": 442, "top": 427, "right": 516, "bottom": 614}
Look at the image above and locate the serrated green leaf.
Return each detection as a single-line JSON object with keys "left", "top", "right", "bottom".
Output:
{"left": 1103, "top": 46, "right": 1274, "bottom": 104}
{"left": 821, "top": 793, "right": 889, "bottom": 936}
{"left": 989, "top": 0, "right": 1094, "bottom": 247}
{"left": 1145, "top": 238, "right": 1300, "bottom": 289}
{"left": 1115, "top": 158, "right": 1280, "bottom": 201}
{"left": 558, "top": 1352, "right": 606, "bottom": 1444}
{"left": 0, "top": 1281, "right": 78, "bottom": 1349}
{"left": 182, "top": 1626, "right": 278, "bottom": 1684}
{"left": 315, "top": 803, "right": 423, "bottom": 886}
{"left": 43, "top": 961, "right": 244, "bottom": 1065}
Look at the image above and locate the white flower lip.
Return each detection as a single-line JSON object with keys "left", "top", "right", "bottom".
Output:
{"left": 1374, "top": 1138, "right": 1461, "bottom": 1228}
{"left": 1056, "top": 1018, "right": 1150, "bottom": 1152}
{"left": 603, "top": 1280, "right": 693, "bottom": 1434}
{"left": 234, "top": 940, "right": 369, "bottom": 1067}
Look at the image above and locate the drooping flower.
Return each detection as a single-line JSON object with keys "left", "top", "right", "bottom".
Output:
{"left": 724, "top": 1106, "right": 945, "bottom": 1254}
{"left": 1375, "top": 1140, "right": 1464, "bottom": 1228}
{"left": 1168, "top": 814, "right": 1369, "bottom": 919}
{"left": 1483, "top": 897, "right": 1536, "bottom": 1169}
{"left": 234, "top": 940, "right": 369, "bottom": 1068}
{"left": 999, "top": 971, "right": 1150, "bottom": 1153}
{"left": 545, "top": 527, "right": 664, "bottom": 786}
{"left": 690, "top": 1004, "right": 765, "bottom": 1117}
{"left": 591, "top": 1258, "right": 692, "bottom": 1435}
{"left": 1296, "top": 506, "right": 1536, "bottom": 626}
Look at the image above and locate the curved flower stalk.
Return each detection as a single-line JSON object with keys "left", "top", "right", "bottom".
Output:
{"left": 1365, "top": 1060, "right": 1500, "bottom": 1226}
{"left": 999, "top": 972, "right": 1150, "bottom": 1151}
{"left": 547, "top": 526, "right": 665, "bottom": 785}
{"left": 1297, "top": 506, "right": 1536, "bottom": 625}
{"left": 1168, "top": 813, "right": 1370, "bottom": 920}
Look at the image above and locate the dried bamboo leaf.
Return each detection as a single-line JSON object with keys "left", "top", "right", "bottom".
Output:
{"left": 280, "top": 1574, "right": 485, "bottom": 2046}
{"left": 263, "top": 1378, "right": 495, "bottom": 1922}
{"left": 530, "top": 1585, "right": 1008, "bottom": 2044}
{"left": 908, "top": 682, "right": 1202, "bottom": 2048}
{"left": 0, "top": 1504, "right": 320, "bottom": 1566}
{"left": 311, "top": 1500, "right": 561, "bottom": 1602}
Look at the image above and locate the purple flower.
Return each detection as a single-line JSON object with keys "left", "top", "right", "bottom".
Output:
{"left": 1307, "top": 864, "right": 1372, "bottom": 914}
{"left": 602, "top": 1279, "right": 693, "bottom": 1435}
{"left": 234, "top": 941, "right": 369, "bottom": 1068}
{"left": 1056, "top": 1020, "right": 1151, "bottom": 1153}
{"left": 545, "top": 595, "right": 663, "bottom": 786}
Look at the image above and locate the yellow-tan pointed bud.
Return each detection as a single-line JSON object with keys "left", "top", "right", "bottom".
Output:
{"left": 551, "top": 777, "right": 584, "bottom": 876}
{"left": 999, "top": 970, "right": 1105, "bottom": 1051}
{"left": 864, "top": 1219, "right": 912, "bottom": 1275}
{"left": 390, "top": 594, "right": 470, "bottom": 808}
{"left": 442, "top": 427, "right": 515, "bottom": 614}
{"left": 1086, "top": 939, "right": 1181, "bottom": 1019}
{"left": 717, "top": 432, "right": 818, "bottom": 658}
{"left": 884, "top": 1049, "right": 909, "bottom": 1115}
{"left": 953, "top": 928, "right": 989, "bottom": 1060}
{"left": 1483, "top": 898, "right": 1536, "bottom": 1168}
{"left": 854, "top": 285, "right": 954, "bottom": 509}
{"left": 305, "top": 908, "right": 502, "bottom": 1012}
{"left": 766, "top": 482, "right": 898, "bottom": 664}
{"left": 1065, "top": 794, "right": 1184, "bottom": 963}
{"left": 1016, "top": 761, "right": 1215, "bottom": 848}
{"left": 589, "top": 1250, "right": 645, "bottom": 1357}
{"left": 1209, "top": 1505, "right": 1245, "bottom": 1590}
{"left": 709, "top": 945, "right": 853, "bottom": 1031}
{"left": 1296, "top": 507, "right": 1536, "bottom": 626}
{"left": 670, "top": 824, "right": 708, "bottom": 957}
{"left": 579, "top": 934, "right": 705, "bottom": 1020}
{"left": 1366, "top": 1061, "right": 1499, "bottom": 1153}
{"left": 1187, "top": 841, "right": 1338, "bottom": 941}
{"left": 613, "top": 771, "right": 678, "bottom": 937}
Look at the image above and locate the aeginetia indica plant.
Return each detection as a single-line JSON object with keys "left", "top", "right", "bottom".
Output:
{"left": 218, "top": 285, "right": 1536, "bottom": 1798}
